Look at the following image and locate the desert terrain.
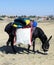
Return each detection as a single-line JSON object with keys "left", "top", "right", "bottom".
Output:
{"left": 0, "top": 20, "right": 54, "bottom": 65}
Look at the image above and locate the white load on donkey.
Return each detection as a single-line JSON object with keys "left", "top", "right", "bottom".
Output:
{"left": 14, "top": 27, "right": 32, "bottom": 45}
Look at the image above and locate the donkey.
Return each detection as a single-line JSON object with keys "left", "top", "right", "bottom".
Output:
{"left": 6, "top": 27, "right": 52, "bottom": 53}
{"left": 28, "top": 27, "right": 52, "bottom": 53}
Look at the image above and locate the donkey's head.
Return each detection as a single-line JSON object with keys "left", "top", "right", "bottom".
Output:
{"left": 42, "top": 35, "right": 52, "bottom": 52}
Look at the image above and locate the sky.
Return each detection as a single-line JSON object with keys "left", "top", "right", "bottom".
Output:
{"left": 0, "top": 0, "right": 54, "bottom": 16}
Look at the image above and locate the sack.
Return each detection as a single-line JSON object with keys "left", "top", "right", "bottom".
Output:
{"left": 23, "top": 18, "right": 30, "bottom": 25}
{"left": 14, "top": 18, "right": 30, "bottom": 28}
{"left": 32, "top": 21, "right": 37, "bottom": 27}
{"left": 4, "top": 22, "right": 13, "bottom": 34}
{"left": 14, "top": 28, "right": 32, "bottom": 45}
{"left": 14, "top": 18, "right": 26, "bottom": 27}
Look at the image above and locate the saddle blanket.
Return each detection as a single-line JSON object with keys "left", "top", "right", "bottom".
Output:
{"left": 14, "top": 28, "right": 32, "bottom": 45}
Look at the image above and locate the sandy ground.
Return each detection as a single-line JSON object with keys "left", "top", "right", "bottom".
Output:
{"left": 0, "top": 21, "right": 54, "bottom": 65}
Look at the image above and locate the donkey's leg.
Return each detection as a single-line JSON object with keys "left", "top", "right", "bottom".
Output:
{"left": 11, "top": 41, "right": 16, "bottom": 53}
{"left": 10, "top": 35, "right": 16, "bottom": 53}
{"left": 28, "top": 44, "right": 30, "bottom": 53}
{"left": 33, "top": 40, "right": 35, "bottom": 53}
{"left": 7, "top": 37, "right": 11, "bottom": 46}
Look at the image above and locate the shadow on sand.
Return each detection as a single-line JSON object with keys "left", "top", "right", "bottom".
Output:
{"left": 0, "top": 45, "right": 48, "bottom": 55}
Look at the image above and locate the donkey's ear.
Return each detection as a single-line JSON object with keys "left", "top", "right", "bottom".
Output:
{"left": 48, "top": 35, "right": 52, "bottom": 42}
